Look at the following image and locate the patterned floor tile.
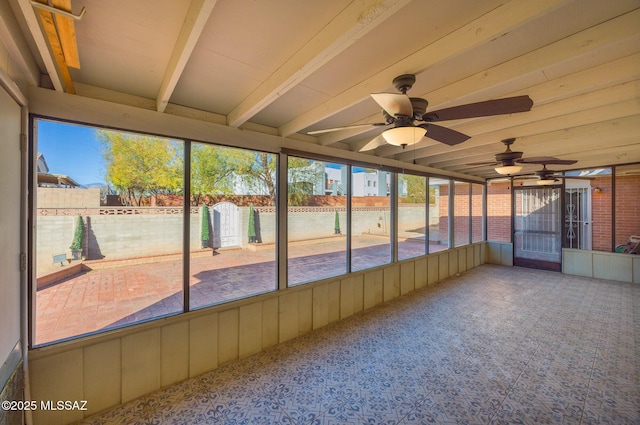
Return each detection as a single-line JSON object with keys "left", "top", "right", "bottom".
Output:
{"left": 74, "top": 265, "right": 640, "bottom": 425}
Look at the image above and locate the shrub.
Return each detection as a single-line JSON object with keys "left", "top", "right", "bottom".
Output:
{"left": 200, "top": 204, "right": 210, "bottom": 246}
{"left": 70, "top": 215, "right": 84, "bottom": 250}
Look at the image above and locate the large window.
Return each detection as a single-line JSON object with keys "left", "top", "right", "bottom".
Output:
{"left": 487, "top": 179, "right": 511, "bottom": 243}
{"left": 613, "top": 165, "right": 640, "bottom": 253}
{"left": 189, "top": 143, "right": 277, "bottom": 309}
{"left": 472, "top": 183, "right": 484, "bottom": 243}
{"left": 398, "top": 173, "right": 427, "bottom": 260}
{"left": 32, "top": 118, "right": 492, "bottom": 346}
{"left": 429, "top": 178, "right": 449, "bottom": 252}
{"left": 35, "top": 120, "right": 184, "bottom": 345}
{"left": 454, "top": 181, "right": 471, "bottom": 247}
{"left": 352, "top": 168, "right": 391, "bottom": 270}
{"left": 287, "top": 158, "right": 347, "bottom": 285}
{"left": 33, "top": 119, "right": 281, "bottom": 345}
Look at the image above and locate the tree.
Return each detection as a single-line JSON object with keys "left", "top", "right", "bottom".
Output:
{"left": 232, "top": 152, "right": 277, "bottom": 205}
{"left": 191, "top": 144, "right": 247, "bottom": 205}
{"left": 98, "top": 130, "right": 182, "bottom": 206}
{"left": 287, "top": 157, "right": 323, "bottom": 206}
{"left": 399, "top": 174, "right": 427, "bottom": 203}
{"left": 191, "top": 147, "right": 279, "bottom": 206}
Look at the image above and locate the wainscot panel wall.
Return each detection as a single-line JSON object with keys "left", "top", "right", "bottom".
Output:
{"left": 563, "top": 248, "right": 640, "bottom": 283}
{"left": 28, "top": 243, "right": 486, "bottom": 425}
{"left": 486, "top": 241, "right": 514, "bottom": 267}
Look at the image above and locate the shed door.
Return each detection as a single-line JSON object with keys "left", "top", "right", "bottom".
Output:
{"left": 212, "top": 202, "right": 239, "bottom": 248}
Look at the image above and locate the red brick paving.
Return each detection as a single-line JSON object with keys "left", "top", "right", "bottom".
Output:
{"left": 35, "top": 237, "right": 445, "bottom": 345}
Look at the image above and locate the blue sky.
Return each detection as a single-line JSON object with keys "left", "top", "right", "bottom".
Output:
{"left": 36, "top": 120, "right": 391, "bottom": 187}
{"left": 37, "top": 120, "right": 105, "bottom": 186}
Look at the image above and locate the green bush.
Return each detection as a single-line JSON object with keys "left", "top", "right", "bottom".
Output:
{"left": 200, "top": 204, "right": 210, "bottom": 246}
{"left": 70, "top": 215, "right": 84, "bottom": 250}
{"left": 248, "top": 204, "right": 257, "bottom": 243}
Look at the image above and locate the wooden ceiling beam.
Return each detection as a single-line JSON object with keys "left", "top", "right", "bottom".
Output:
{"left": 35, "top": 6, "right": 75, "bottom": 93}
{"left": 321, "top": 10, "right": 640, "bottom": 150}
{"left": 156, "top": 0, "right": 218, "bottom": 113}
{"left": 420, "top": 8, "right": 640, "bottom": 111}
{"left": 51, "top": 0, "right": 80, "bottom": 69}
{"left": 278, "top": 0, "right": 570, "bottom": 138}
{"left": 14, "top": 0, "right": 64, "bottom": 91}
{"left": 226, "top": 0, "right": 411, "bottom": 128}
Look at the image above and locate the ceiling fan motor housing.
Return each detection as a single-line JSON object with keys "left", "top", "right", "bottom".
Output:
{"left": 495, "top": 150, "right": 523, "bottom": 164}
{"left": 392, "top": 74, "right": 416, "bottom": 93}
{"left": 410, "top": 97, "right": 428, "bottom": 119}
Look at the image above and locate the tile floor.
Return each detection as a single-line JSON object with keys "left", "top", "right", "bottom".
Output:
{"left": 76, "top": 264, "right": 640, "bottom": 424}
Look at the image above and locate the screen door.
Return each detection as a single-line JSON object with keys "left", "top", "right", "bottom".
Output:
{"left": 513, "top": 186, "right": 562, "bottom": 271}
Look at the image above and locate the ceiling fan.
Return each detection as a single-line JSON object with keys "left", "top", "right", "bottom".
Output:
{"left": 465, "top": 138, "right": 577, "bottom": 175}
{"left": 513, "top": 162, "right": 595, "bottom": 185}
{"left": 307, "top": 74, "right": 533, "bottom": 151}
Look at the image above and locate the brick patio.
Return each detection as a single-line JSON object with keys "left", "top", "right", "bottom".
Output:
{"left": 35, "top": 236, "right": 446, "bottom": 345}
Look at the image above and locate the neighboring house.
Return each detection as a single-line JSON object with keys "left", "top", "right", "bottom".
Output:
{"left": 323, "top": 166, "right": 344, "bottom": 195}
{"left": 36, "top": 153, "right": 80, "bottom": 188}
{"left": 352, "top": 168, "right": 389, "bottom": 197}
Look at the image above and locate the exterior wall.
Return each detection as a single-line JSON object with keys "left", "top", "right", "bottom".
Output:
{"left": 438, "top": 183, "right": 484, "bottom": 245}
{"left": 591, "top": 176, "right": 613, "bottom": 251}
{"left": 0, "top": 360, "right": 23, "bottom": 425}
{"left": 0, "top": 74, "right": 24, "bottom": 425}
{"left": 614, "top": 175, "right": 640, "bottom": 248}
{"left": 28, "top": 243, "right": 487, "bottom": 425}
{"left": 37, "top": 187, "right": 101, "bottom": 208}
{"left": 487, "top": 181, "right": 511, "bottom": 243}
{"left": 486, "top": 176, "right": 640, "bottom": 250}
{"left": 486, "top": 241, "right": 514, "bottom": 266}
{"left": 353, "top": 172, "right": 386, "bottom": 196}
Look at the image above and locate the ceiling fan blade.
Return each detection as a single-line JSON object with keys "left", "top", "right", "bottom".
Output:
{"left": 466, "top": 161, "right": 499, "bottom": 166}
{"left": 307, "top": 122, "right": 386, "bottom": 135}
{"left": 420, "top": 123, "right": 470, "bottom": 146}
{"left": 556, "top": 175, "right": 595, "bottom": 180}
{"left": 371, "top": 93, "right": 413, "bottom": 117}
{"left": 422, "top": 95, "right": 533, "bottom": 122}
{"left": 358, "top": 134, "right": 387, "bottom": 152}
{"left": 518, "top": 157, "right": 577, "bottom": 165}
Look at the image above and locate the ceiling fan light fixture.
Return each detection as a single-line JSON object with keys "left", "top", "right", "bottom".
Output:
{"left": 382, "top": 126, "right": 426, "bottom": 148}
{"left": 494, "top": 164, "right": 523, "bottom": 175}
{"left": 536, "top": 179, "right": 556, "bottom": 185}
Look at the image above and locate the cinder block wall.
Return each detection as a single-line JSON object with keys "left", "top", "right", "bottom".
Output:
{"left": 37, "top": 187, "right": 101, "bottom": 208}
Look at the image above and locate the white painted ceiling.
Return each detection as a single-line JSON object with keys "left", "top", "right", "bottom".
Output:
{"left": 7, "top": 0, "right": 640, "bottom": 179}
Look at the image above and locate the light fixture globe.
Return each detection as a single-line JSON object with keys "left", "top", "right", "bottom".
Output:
{"left": 494, "top": 164, "right": 523, "bottom": 175}
{"left": 536, "top": 178, "right": 556, "bottom": 185}
{"left": 382, "top": 126, "right": 426, "bottom": 148}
